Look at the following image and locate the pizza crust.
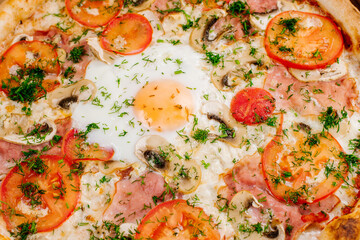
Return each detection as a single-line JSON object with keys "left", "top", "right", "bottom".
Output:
{"left": 315, "top": 0, "right": 360, "bottom": 60}
{"left": 0, "top": 0, "right": 45, "bottom": 52}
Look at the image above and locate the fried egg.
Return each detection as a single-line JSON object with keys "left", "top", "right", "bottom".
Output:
{"left": 72, "top": 42, "right": 208, "bottom": 163}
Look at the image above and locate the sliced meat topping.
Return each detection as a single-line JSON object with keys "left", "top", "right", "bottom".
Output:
{"left": 0, "top": 118, "right": 71, "bottom": 179}
{"left": 220, "top": 155, "right": 339, "bottom": 239}
{"left": 264, "top": 65, "right": 358, "bottom": 115}
{"left": 246, "top": 0, "right": 278, "bottom": 13}
{"left": 103, "top": 172, "right": 175, "bottom": 223}
{"left": 34, "top": 28, "right": 92, "bottom": 82}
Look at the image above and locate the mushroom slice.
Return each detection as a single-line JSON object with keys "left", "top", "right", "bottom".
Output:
{"left": 135, "top": 135, "right": 201, "bottom": 194}
{"left": 320, "top": 206, "right": 360, "bottom": 240}
{"left": 98, "top": 160, "right": 132, "bottom": 175}
{"left": 228, "top": 191, "right": 263, "bottom": 222}
{"left": 56, "top": 48, "right": 67, "bottom": 64}
{"left": 211, "top": 60, "right": 252, "bottom": 91}
{"left": 11, "top": 34, "right": 33, "bottom": 44}
{"left": 2, "top": 118, "right": 57, "bottom": 145}
{"left": 189, "top": 9, "right": 227, "bottom": 52}
{"left": 87, "top": 37, "right": 116, "bottom": 65}
{"left": 288, "top": 58, "right": 348, "bottom": 82}
{"left": 48, "top": 79, "right": 97, "bottom": 111}
{"left": 201, "top": 102, "right": 246, "bottom": 147}
{"left": 229, "top": 191, "right": 285, "bottom": 240}
{"left": 211, "top": 38, "right": 270, "bottom": 91}
{"left": 128, "top": 0, "right": 155, "bottom": 12}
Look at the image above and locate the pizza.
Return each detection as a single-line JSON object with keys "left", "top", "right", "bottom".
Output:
{"left": 0, "top": 0, "right": 360, "bottom": 239}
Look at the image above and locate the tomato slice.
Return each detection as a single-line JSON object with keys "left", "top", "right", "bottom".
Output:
{"left": 0, "top": 41, "right": 60, "bottom": 99}
{"left": 136, "top": 199, "right": 220, "bottom": 239}
{"left": 100, "top": 13, "right": 153, "bottom": 55}
{"left": 261, "top": 115, "right": 348, "bottom": 204}
{"left": 301, "top": 211, "right": 329, "bottom": 223}
{"left": 65, "top": 0, "right": 122, "bottom": 28}
{"left": 1, "top": 155, "right": 80, "bottom": 232}
{"left": 264, "top": 11, "right": 343, "bottom": 70}
{"left": 230, "top": 87, "right": 275, "bottom": 125}
{"left": 62, "top": 129, "right": 114, "bottom": 161}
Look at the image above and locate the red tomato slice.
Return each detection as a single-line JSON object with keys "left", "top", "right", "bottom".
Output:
{"left": 100, "top": 13, "right": 153, "bottom": 55}
{"left": 0, "top": 41, "right": 60, "bottom": 98}
{"left": 62, "top": 128, "right": 114, "bottom": 161}
{"left": 1, "top": 155, "right": 80, "bottom": 232}
{"left": 261, "top": 115, "right": 348, "bottom": 204}
{"left": 136, "top": 199, "right": 220, "bottom": 240}
{"left": 264, "top": 11, "right": 343, "bottom": 70}
{"left": 301, "top": 211, "right": 329, "bottom": 223}
{"left": 65, "top": 0, "right": 122, "bottom": 28}
{"left": 230, "top": 87, "right": 275, "bottom": 125}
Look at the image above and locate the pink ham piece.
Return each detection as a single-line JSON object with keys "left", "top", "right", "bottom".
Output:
{"left": 0, "top": 118, "right": 72, "bottom": 179}
{"left": 264, "top": 65, "right": 358, "bottom": 115}
{"left": 246, "top": 0, "right": 278, "bottom": 13}
{"left": 103, "top": 172, "right": 175, "bottom": 223}
{"left": 150, "top": 0, "right": 180, "bottom": 16}
{"left": 34, "top": 27, "right": 92, "bottom": 82}
{"left": 210, "top": 16, "right": 246, "bottom": 40}
{"left": 220, "top": 155, "right": 340, "bottom": 239}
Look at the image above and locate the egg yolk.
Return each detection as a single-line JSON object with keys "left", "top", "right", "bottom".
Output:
{"left": 133, "top": 80, "right": 194, "bottom": 131}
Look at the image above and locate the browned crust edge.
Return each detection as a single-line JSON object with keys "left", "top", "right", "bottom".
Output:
{"left": 315, "top": 0, "right": 360, "bottom": 60}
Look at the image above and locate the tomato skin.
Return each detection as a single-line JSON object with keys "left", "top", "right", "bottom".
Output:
{"left": 65, "top": 0, "right": 123, "bottom": 28}
{"left": 301, "top": 211, "right": 329, "bottom": 223}
{"left": 100, "top": 13, "right": 153, "bottom": 55}
{"left": 0, "top": 40, "right": 60, "bottom": 97}
{"left": 1, "top": 155, "right": 80, "bottom": 232}
{"left": 261, "top": 115, "right": 348, "bottom": 204}
{"left": 136, "top": 199, "right": 220, "bottom": 240}
{"left": 230, "top": 87, "right": 275, "bottom": 125}
{"left": 62, "top": 129, "right": 114, "bottom": 161}
{"left": 264, "top": 11, "right": 344, "bottom": 70}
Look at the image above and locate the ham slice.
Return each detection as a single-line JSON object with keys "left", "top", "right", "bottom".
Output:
{"left": 103, "top": 172, "right": 175, "bottom": 223}
{"left": 34, "top": 27, "right": 92, "bottom": 82}
{"left": 264, "top": 65, "right": 358, "bottom": 115}
{"left": 221, "top": 155, "right": 339, "bottom": 239}
{"left": 246, "top": 0, "right": 278, "bottom": 13}
{"left": 0, "top": 118, "right": 71, "bottom": 179}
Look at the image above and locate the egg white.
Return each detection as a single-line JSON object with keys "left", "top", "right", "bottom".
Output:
{"left": 72, "top": 42, "right": 208, "bottom": 163}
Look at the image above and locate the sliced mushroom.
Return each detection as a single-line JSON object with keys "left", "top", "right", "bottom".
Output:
{"left": 229, "top": 191, "right": 285, "bottom": 240}
{"left": 11, "top": 34, "right": 33, "bottom": 44}
{"left": 87, "top": 37, "right": 116, "bottom": 65}
{"left": 288, "top": 58, "right": 348, "bottom": 82}
{"left": 135, "top": 135, "right": 201, "bottom": 194}
{"left": 201, "top": 101, "right": 246, "bottom": 147}
{"left": 128, "top": 0, "right": 155, "bottom": 12}
{"left": 211, "top": 38, "right": 270, "bottom": 91}
{"left": 2, "top": 118, "right": 57, "bottom": 145}
{"left": 189, "top": 9, "right": 227, "bottom": 52}
{"left": 98, "top": 160, "right": 131, "bottom": 175}
{"left": 211, "top": 61, "right": 252, "bottom": 91}
{"left": 56, "top": 48, "right": 67, "bottom": 64}
{"left": 320, "top": 205, "right": 360, "bottom": 240}
{"left": 48, "top": 79, "right": 97, "bottom": 112}
{"left": 228, "top": 191, "right": 263, "bottom": 222}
